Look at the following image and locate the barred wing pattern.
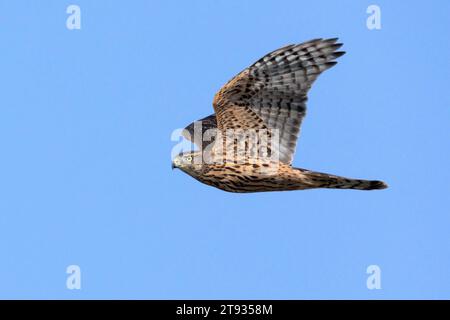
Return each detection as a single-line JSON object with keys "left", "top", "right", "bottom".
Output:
{"left": 212, "top": 38, "right": 345, "bottom": 164}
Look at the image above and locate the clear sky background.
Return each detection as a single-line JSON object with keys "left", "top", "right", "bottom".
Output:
{"left": 0, "top": 0, "right": 449, "bottom": 299}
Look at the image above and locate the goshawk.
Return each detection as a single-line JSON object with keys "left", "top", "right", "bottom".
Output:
{"left": 172, "top": 38, "right": 388, "bottom": 193}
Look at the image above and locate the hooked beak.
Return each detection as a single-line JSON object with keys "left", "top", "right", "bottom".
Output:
{"left": 172, "top": 157, "right": 182, "bottom": 170}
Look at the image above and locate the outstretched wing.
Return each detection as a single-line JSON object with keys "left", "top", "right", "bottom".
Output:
{"left": 212, "top": 38, "right": 345, "bottom": 164}
{"left": 182, "top": 114, "right": 217, "bottom": 150}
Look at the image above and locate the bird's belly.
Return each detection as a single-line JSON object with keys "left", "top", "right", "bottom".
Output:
{"left": 198, "top": 166, "right": 309, "bottom": 193}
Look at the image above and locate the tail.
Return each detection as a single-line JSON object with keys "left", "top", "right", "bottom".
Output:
{"left": 300, "top": 169, "right": 388, "bottom": 191}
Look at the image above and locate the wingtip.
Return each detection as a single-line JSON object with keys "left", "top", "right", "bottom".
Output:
{"left": 324, "top": 61, "right": 338, "bottom": 69}
{"left": 333, "top": 51, "right": 346, "bottom": 58}
{"left": 330, "top": 43, "right": 344, "bottom": 50}
{"left": 325, "top": 37, "right": 339, "bottom": 43}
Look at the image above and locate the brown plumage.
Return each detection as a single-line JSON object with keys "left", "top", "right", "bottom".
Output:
{"left": 173, "top": 38, "right": 388, "bottom": 193}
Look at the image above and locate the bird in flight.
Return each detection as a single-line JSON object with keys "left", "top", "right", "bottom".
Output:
{"left": 172, "top": 38, "right": 387, "bottom": 193}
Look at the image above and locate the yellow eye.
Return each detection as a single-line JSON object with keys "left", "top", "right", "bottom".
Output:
{"left": 186, "top": 156, "right": 192, "bottom": 162}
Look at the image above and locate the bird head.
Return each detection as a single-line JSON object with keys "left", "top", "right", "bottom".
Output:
{"left": 172, "top": 151, "right": 204, "bottom": 174}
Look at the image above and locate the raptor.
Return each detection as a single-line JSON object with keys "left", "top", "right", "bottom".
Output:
{"left": 172, "top": 38, "right": 388, "bottom": 193}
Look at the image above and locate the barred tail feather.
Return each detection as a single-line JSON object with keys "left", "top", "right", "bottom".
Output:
{"left": 300, "top": 169, "right": 388, "bottom": 191}
{"left": 330, "top": 178, "right": 388, "bottom": 190}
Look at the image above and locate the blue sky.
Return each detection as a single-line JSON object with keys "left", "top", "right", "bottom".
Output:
{"left": 0, "top": 0, "right": 449, "bottom": 299}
